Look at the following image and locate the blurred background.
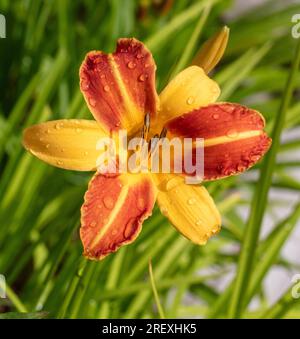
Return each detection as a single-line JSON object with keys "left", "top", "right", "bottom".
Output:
{"left": 0, "top": 0, "right": 300, "bottom": 318}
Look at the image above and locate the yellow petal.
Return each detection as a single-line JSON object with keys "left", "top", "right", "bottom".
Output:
{"left": 156, "top": 66, "right": 220, "bottom": 129}
{"left": 153, "top": 174, "right": 221, "bottom": 245}
{"left": 22, "top": 119, "right": 109, "bottom": 171}
{"left": 192, "top": 26, "right": 230, "bottom": 73}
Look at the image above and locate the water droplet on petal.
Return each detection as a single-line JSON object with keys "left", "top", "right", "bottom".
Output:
{"left": 212, "top": 113, "right": 219, "bottom": 120}
{"left": 137, "top": 198, "right": 145, "bottom": 211}
{"left": 160, "top": 205, "right": 168, "bottom": 216}
{"left": 195, "top": 219, "right": 202, "bottom": 226}
{"left": 187, "top": 197, "right": 196, "bottom": 205}
{"left": 186, "top": 96, "right": 195, "bottom": 105}
{"left": 250, "top": 154, "right": 261, "bottom": 162}
{"left": 124, "top": 219, "right": 135, "bottom": 238}
{"left": 81, "top": 79, "right": 90, "bottom": 91}
{"left": 100, "top": 74, "right": 105, "bottom": 79}
{"left": 227, "top": 129, "right": 238, "bottom": 138}
{"left": 90, "top": 221, "right": 97, "bottom": 228}
{"left": 165, "top": 177, "right": 181, "bottom": 191}
{"left": 56, "top": 160, "right": 63, "bottom": 166}
{"left": 236, "top": 163, "right": 246, "bottom": 172}
{"left": 138, "top": 74, "right": 146, "bottom": 82}
{"left": 127, "top": 61, "right": 136, "bottom": 69}
{"left": 89, "top": 97, "right": 97, "bottom": 107}
{"left": 103, "top": 85, "right": 110, "bottom": 92}
{"left": 103, "top": 196, "right": 114, "bottom": 209}
{"left": 212, "top": 227, "right": 219, "bottom": 235}
{"left": 55, "top": 122, "right": 63, "bottom": 130}
{"left": 45, "top": 144, "right": 50, "bottom": 149}
{"left": 136, "top": 53, "right": 143, "bottom": 59}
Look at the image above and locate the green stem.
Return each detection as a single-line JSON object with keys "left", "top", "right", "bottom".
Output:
{"left": 228, "top": 39, "right": 300, "bottom": 318}
{"left": 149, "top": 260, "right": 166, "bottom": 319}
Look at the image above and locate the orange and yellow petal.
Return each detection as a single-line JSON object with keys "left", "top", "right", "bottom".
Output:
{"left": 166, "top": 103, "right": 272, "bottom": 180}
{"left": 80, "top": 173, "right": 156, "bottom": 260}
{"left": 80, "top": 38, "right": 159, "bottom": 135}
{"left": 154, "top": 174, "right": 221, "bottom": 245}
{"left": 22, "top": 119, "right": 108, "bottom": 171}
{"left": 155, "top": 66, "right": 220, "bottom": 130}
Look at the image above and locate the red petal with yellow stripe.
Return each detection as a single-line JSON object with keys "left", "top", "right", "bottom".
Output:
{"left": 80, "top": 173, "right": 156, "bottom": 260}
{"left": 80, "top": 38, "right": 159, "bottom": 135}
{"left": 166, "top": 103, "right": 272, "bottom": 180}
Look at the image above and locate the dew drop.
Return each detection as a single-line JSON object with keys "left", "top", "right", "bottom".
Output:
{"left": 250, "top": 154, "right": 261, "bottom": 162}
{"left": 45, "top": 144, "right": 50, "bottom": 149}
{"left": 124, "top": 220, "right": 134, "bottom": 238}
{"left": 103, "top": 85, "right": 110, "bottom": 92}
{"left": 55, "top": 122, "right": 63, "bottom": 130}
{"left": 195, "top": 219, "right": 202, "bottom": 226}
{"left": 103, "top": 196, "right": 114, "bottom": 209}
{"left": 56, "top": 160, "right": 63, "bottom": 166}
{"left": 227, "top": 129, "right": 238, "bottom": 138}
{"left": 236, "top": 163, "right": 246, "bottom": 172}
{"left": 145, "top": 63, "right": 150, "bottom": 68}
{"left": 90, "top": 221, "right": 97, "bottom": 228}
{"left": 212, "top": 113, "right": 219, "bottom": 120}
{"left": 137, "top": 198, "right": 145, "bottom": 211}
{"left": 100, "top": 74, "right": 105, "bottom": 79}
{"left": 164, "top": 177, "right": 181, "bottom": 192}
{"left": 138, "top": 74, "right": 146, "bottom": 82}
{"left": 212, "top": 227, "right": 219, "bottom": 235}
{"left": 89, "top": 97, "right": 97, "bottom": 107}
{"left": 136, "top": 53, "right": 143, "bottom": 59}
{"left": 81, "top": 79, "right": 90, "bottom": 91}
{"left": 187, "top": 197, "right": 196, "bottom": 205}
{"left": 127, "top": 61, "right": 136, "bottom": 69}
{"left": 160, "top": 205, "right": 168, "bottom": 216}
{"left": 186, "top": 96, "right": 195, "bottom": 105}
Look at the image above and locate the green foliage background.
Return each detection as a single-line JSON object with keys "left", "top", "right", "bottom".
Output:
{"left": 0, "top": 0, "right": 300, "bottom": 318}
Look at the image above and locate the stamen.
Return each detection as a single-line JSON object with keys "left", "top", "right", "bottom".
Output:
{"left": 141, "top": 112, "right": 151, "bottom": 140}
{"left": 149, "top": 133, "right": 159, "bottom": 153}
{"left": 160, "top": 127, "right": 167, "bottom": 138}
{"left": 148, "top": 127, "right": 168, "bottom": 157}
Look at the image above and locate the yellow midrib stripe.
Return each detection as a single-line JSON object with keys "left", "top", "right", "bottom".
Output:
{"left": 90, "top": 184, "right": 129, "bottom": 249}
{"left": 203, "top": 130, "right": 262, "bottom": 147}
{"left": 108, "top": 55, "right": 141, "bottom": 130}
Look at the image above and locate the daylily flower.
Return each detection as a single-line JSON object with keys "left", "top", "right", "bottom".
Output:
{"left": 23, "top": 32, "right": 271, "bottom": 260}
